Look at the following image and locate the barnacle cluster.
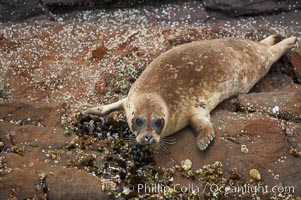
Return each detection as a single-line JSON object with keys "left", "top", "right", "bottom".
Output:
{"left": 66, "top": 114, "right": 298, "bottom": 199}
{"left": 289, "top": 148, "right": 301, "bottom": 158}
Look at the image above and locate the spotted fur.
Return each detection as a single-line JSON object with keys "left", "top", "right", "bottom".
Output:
{"left": 84, "top": 35, "right": 296, "bottom": 150}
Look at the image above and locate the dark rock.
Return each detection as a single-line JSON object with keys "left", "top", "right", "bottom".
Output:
{"left": 251, "top": 78, "right": 275, "bottom": 93}
{"left": 0, "top": 0, "right": 149, "bottom": 22}
{"left": 291, "top": 48, "right": 301, "bottom": 83}
{"left": 0, "top": 0, "right": 45, "bottom": 22}
{"left": 265, "top": 73, "right": 295, "bottom": 89}
{"left": 203, "top": 0, "right": 301, "bottom": 17}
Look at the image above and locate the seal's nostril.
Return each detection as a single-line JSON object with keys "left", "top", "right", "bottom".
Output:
{"left": 150, "top": 138, "right": 156, "bottom": 143}
{"left": 144, "top": 135, "right": 153, "bottom": 141}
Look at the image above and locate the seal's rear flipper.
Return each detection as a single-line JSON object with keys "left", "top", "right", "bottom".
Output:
{"left": 260, "top": 35, "right": 282, "bottom": 46}
{"left": 83, "top": 98, "right": 127, "bottom": 116}
{"left": 268, "top": 36, "right": 297, "bottom": 63}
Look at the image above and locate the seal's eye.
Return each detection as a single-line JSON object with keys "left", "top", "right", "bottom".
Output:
{"left": 152, "top": 118, "right": 164, "bottom": 134}
{"left": 132, "top": 117, "right": 146, "bottom": 133}
{"left": 154, "top": 119, "right": 163, "bottom": 127}
{"left": 135, "top": 118, "right": 144, "bottom": 127}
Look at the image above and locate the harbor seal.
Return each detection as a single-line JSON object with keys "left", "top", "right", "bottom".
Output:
{"left": 84, "top": 35, "right": 296, "bottom": 150}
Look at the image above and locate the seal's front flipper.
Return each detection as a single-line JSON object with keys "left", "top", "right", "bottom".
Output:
{"left": 83, "top": 98, "right": 127, "bottom": 116}
{"left": 189, "top": 111, "right": 215, "bottom": 150}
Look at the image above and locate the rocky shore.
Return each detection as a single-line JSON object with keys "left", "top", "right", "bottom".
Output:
{"left": 0, "top": 0, "right": 300, "bottom": 199}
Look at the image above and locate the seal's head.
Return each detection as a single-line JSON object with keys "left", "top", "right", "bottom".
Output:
{"left": 127, "top": 93, "right": 168, "bottom": 145}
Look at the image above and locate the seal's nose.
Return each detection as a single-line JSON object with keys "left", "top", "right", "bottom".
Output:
{"left": 144, "top": 135, "right": 153, "bottom": 142}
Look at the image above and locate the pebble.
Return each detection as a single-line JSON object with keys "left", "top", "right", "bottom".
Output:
{"left": 249, "top": 169, "right": 261, "bottom": 181}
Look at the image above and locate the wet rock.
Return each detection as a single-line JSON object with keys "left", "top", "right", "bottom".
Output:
{"left": 286, "top": 121, "right": 301, "bottom": 152}
{"left": 47, "top": 168, "right": 109, "bottom": 200}
{"left": 233, "top": 90, "right": 301, "bottom": 122}
{"left": 0, "top": 124, "right": 74, "bottom": 149}
{"left": 0, "top": 151, "right": 48, "bottom": 199}
{"left": 0, "top": 1, "right": 300, "bottom": 199}
{"left": 0, "top": 167, "right": 40, "bottom": 199}
{"left": 0, "top": 152, "right": 108, "bottom": 199}
{"left": 155, "top": 110, "right": 301, "bottom": 195}
{"left": 265, "top": 74, "right": 295, "bottom": 90}
{"left": 251, "top": 78, "right": 275, "bottom": 93}
{"left": 203, "top": 0, "right": 301, "bottom": 17}
{"left": 0, "top": 102, "right": 65, "bottom": 127}
{"left": 291, "top": 48, "right": 301, "bottom": 83}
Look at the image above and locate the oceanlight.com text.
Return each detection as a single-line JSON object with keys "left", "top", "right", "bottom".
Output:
{"left": 123, "top": 183, "right": 295, "bottom": 196}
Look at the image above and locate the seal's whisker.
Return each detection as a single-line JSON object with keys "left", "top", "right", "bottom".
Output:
{"left": 121, "top": 136, "right": 137, "bottom": 143}
{"left": 159, "top": 142, "right": 169, "bottom": 150}
{"left": 160, "top": 138, "right": 176, "bottom": 144}
{"left": 121, "top": 136, "right": 135, "bottom": 140}
{"left": 121, "top": 134, "right": 136, "bottom": 139}
{"left": 163, "top": 136, "right": 176, "bottom": 140}
{"left": 160, "top": 137, "right": 176, "bottom": 142}
{"left": 160, "top": 140, "right": 176, "bottom": 145}
{"left": 122, "top": 138, "right": 136, "bottom": 142}
{"left": 159, "top": 144, "right": 168, "bottom": 152}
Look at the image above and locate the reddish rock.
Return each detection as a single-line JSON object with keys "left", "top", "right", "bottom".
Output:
{"left": 0, "top": 101, "right": 107, "bottom": 199}
{"left": 0, "top": 7, "right": 300, "bottom": 199}
{"left": 233, "top": 91, "right": 301, "bottom": 122}
{"left": 47, "top": 168, "right": 109, "bottom": 200}
{"left": 94, "top": 78, "right": 107, "bottom": 95}
{"left": 92, "top": 46, "right": 108, "bottom": 60}
{"left": 0, "top": 167, "right": 40, "bottom": 199}
{"left": 0, "top": 35, "right": 16, "bottom": 50}
{"left": 251, "top": 78, "right": 275, "bottom": 93}
{"left": 291, "top": 48, "right": 301, "bottom": 83}
{"left": 155, "top": 110, "right": 301, "bottom": 195}
{"left": 0, "top": 151, "right": 48, "bottom": 199}
{"left": 0, "top": 153, "right": 108, "bottom": 200}
{"left": 118, "top": 31, "right": 139, "bottom": 51}
{"left": 286, "top": 122, "right": 301, "bottom": 151}
{"left": 0, "top": 102, "right": 65, "bottom": 127}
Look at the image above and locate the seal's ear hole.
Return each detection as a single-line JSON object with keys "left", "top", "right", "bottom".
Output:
{"left": 132, "top": 117, "right": 146, "bottom": 133}
{"left": 152, "top": 118, "right": 165, "bottom": 134}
